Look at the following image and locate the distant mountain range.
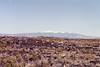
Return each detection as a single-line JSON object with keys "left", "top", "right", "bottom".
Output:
{"left": 0, "top": 32, "right": 99, "bottom": 39}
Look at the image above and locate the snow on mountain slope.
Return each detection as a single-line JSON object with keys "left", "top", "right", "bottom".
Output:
{"left": 4, "top": 32, "right": 98, "bottom": 39}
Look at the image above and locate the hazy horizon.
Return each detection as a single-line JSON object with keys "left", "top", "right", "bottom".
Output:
{"left": 0, "top": 0, "right": 100, "bottom": 36}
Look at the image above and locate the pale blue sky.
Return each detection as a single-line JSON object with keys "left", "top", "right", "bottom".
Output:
{"left": 0, "top": 0, "right": 100, "bottom": 36}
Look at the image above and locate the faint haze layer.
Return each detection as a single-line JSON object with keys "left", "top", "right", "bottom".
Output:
{"left": 0, "top": 0, "right": 100, "bottom": 36}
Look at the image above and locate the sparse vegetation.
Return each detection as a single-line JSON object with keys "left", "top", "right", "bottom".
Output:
{"left": 0, "top": 36, "right": 100, "bottom": 67}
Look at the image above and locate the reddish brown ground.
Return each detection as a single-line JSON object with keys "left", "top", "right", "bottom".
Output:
{"left": 0, "top": 36, "right": 100, "bottom": 67}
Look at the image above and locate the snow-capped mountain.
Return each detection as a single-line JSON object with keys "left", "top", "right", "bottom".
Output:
{"left": 4, "top": 32, "right": 98, "bottom": 39}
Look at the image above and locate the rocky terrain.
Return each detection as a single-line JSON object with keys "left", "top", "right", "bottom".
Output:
{"left": 0, "top": 36, "right": 100, "bottom": 67}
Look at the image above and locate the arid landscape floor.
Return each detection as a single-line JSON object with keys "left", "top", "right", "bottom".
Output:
{"left": 0, "top": 36, "right": 100, "bottom": 67}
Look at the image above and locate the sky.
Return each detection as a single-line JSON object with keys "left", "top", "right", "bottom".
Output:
{"left": 0, "top": 0, "right": 100, "bottom": 36}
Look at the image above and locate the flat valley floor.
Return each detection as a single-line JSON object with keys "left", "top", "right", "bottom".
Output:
{"left": 0, "top": 36, "right": 100, "bottom": 67}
